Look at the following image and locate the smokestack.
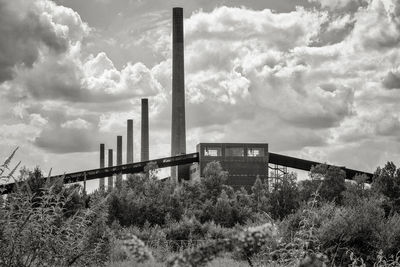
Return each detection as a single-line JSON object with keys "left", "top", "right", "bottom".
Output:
{"left": 99, "top": 143, "right": 105, "bottom": 190}
{"left": 171, "top": 7, "right": 188, "bottom": 181}
{"left": 108, "top": 149, "right": 113, "bottom": 190}
{"left": 116, "top": 135, "right": 122, "bottom": 188}
{"left": 127, "top": 119, "right": 133, "bottom": 163}
{"left": 141, "top": 98, "right": 149, "bottom": 162}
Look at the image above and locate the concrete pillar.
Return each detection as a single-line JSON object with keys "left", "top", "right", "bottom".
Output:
{"left": 108, "top": 149, "right": 113, "bottom": 190}
{"left": 171, "top": 7, "right": 188, "bottom": 181}
{"left": 116, "top": 135, "right": 122, "bottom": 188}
{"left": 141, "top": 98, "right": 149, "bottom": 162}
{"left": 127, "top": 119, "right": 134, "bottom": 163}
{"left": 99, "top": 143, "right": 105, "bottom": 190}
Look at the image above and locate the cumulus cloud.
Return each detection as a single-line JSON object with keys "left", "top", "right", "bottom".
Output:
{"left": 0, "top": 0, "right": 88, "bottom": 82}
{"left": 309, "top": 0, "right": 368, "bottom": 12}
{"left": 61, "top": 118, "right": 91, "bottom": 129}
{"left": 2, "top": 0, "right": 400, "bottom": 175}
{"left": 383, "top": 68, "right": 400, "bottom": 89}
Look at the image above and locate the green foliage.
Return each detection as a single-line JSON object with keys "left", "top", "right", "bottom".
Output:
{"left": 318, "top": 197, "right": 385, "bottom": 265}
{"left": 0, "top": 186, "right": 111, "bottom": 266}
{"left": 379, "top": 213, "right": 400, "bottom": 257}
{"left": 373, "top": 161, "right": 400, "bottom": 214}
{"left": 309, "top": 164, "right": 346, "bottom": 204}
{"left": 201, "top": 161, "right": 228, "bottom": 200}
{"left": 108, "top": 175, "right": 183, "bottom": 226}
{"left": 251, "top": 176, "right": 270, "bottom": 212}
{"left": 166, "top": 223, "right": 277, "bottom": 267}
{"left": 269, "top": 173, "right": 300, "bottom": 220}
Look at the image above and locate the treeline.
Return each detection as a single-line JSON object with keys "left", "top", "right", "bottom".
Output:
{"left": 1, "top": 155, "right": 400, "bottom": 266}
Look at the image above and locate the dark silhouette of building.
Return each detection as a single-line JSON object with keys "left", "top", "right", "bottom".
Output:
{"left": 191, "top": 143, "right": 269, "bottom": 189}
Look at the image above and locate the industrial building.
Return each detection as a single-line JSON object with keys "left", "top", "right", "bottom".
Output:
{"left": 190, "top": 143, "right": 269, "bottom": 188}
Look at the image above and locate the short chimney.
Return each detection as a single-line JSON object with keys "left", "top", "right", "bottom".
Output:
{"left": 99, "top": 143, "right": 105, "bottom": 190}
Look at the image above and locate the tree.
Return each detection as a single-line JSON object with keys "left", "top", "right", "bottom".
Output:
{"left": 269, "top": 173, "right": 300, "bottom": 220}
{"left": 373, "top": 161, "right": 400, "bottom": 214}
{"left": 309, "top": 164, "right": 346, "bottom": 204}
{"left": 251, "top": 176, "right": 270, "bottom": 212}
{"left": 214, "top": 190, "right": 233, "bottom": 227}
{"left": 201, "top": 161, "right": 228, "bottom": 200}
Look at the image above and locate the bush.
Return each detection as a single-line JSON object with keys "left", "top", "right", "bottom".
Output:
{"left": 0, "top": 186, "right": 112, "bottom": 266}
{"left": 379, "top": 213, "right": 400, "bottom": 257}
{"left": 268, "top": 173, "right": 300, "bottom": 220}
{"left": 318, "top": 197, "right": 385, "bottom": 265}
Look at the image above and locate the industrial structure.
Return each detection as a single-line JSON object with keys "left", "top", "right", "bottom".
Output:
{"left": 190, "top": 143, "right": 269, "bottom": 189}
{"left": 171, "top": 7, "right": 188, "bottom": 182}
{"left": 0, "top": 7, "right": 376, "bottom": 195}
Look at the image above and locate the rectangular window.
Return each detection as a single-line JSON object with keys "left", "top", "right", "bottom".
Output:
{"left": 225, "top": 147, "right": 244, "bottom": 157}
{"left": 204, "top": 147, "right": 221, "bottom": 157}
{"left": 247, "top": 148, "right": 264, "bottom": 157}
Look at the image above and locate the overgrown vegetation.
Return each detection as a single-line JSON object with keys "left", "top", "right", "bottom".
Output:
{"left": 1, "top": 149, "right": 400, "bottom": 266}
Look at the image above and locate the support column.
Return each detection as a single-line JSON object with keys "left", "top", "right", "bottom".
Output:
{"left": 141, "top": 98, "right": 149, "bottom": 162}
{"left": 99, "top": 143, "right": 105, "bottom": 190}
{"left": 108, "top": 149, "right": 113, "bottom": 190}
{"left": 116, "top": 136, "right": 122, "bottom": 188}
{"left": 127, "top": 119, "right": 134, "bottom": 164}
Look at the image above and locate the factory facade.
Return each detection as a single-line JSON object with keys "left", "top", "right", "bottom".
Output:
{"left": 190, "top": 143, "right": 269, "bottom": 188}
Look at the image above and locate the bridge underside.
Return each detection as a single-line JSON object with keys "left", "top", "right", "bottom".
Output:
{"left": 0, "top": 153, "right": 199, "bottom": 195}
{"left": 1, "top": 151, "right": 373, "bottom": 195}
{"left": 269, "top": 153, "right": 373, "bottom": 181}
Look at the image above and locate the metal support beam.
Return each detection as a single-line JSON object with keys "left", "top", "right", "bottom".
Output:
{"left": 268, "top": 152, "right": 373, "bottom": 181}
{"left": 0, "top": 153, "right": 199, "bottom": 195}
{"left": 108, "top": 149, "right": 113, "bottom": 190}
{"left": 99, "top": 143, "right": 105, "bottom": 190}
{"left": 117, "top": 136, "right": 122, "bottom": 188}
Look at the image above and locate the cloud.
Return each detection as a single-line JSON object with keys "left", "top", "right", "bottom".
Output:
{"left": 0, "top": 0, "right": 88, "bottom": 82}
{"left": 383, "top": 68, "right": 400, "bottom": 89}
{"left": 2, "top": 0, "right": 400, "bottom": 176}
{"left": 309, "top": 0, "right": 368, "bottom": 12}
{"left": 185, "top": 6, "right": 328, "bottom": 51}
{"left": 351, "top": 0, "right": 400, "bottom": 51}
{"left": 4, "top": 47, "right": 162, "bottom": 105}
{"left": 61, "top": 118, "right": 91, "bottom": 129}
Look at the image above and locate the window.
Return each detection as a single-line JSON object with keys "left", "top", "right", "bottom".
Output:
{"left": 247, "top": 148, "right": 264, "bottom": 157}
{"left": 204, "top": 147, "right": 221, "bottom": 157}
{"left": 225, "top": 147, "right": 244, "bottom": 157}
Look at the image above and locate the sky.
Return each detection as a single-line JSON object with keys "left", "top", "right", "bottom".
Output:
{"left": 1, "top": 0, "right": 400, "bottom": 188}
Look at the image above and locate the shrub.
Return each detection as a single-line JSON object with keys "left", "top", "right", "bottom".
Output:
{"left": 379, "top": 213, "right": 400, "bottom": 257}
{"left": 318, "top": 197, "right": 385, "bottom": 265}
{"left": 166, "top": 223, "right": 277, "bottom": 267}
{"left": 309, "top": 164, "right": 346, "bottom": 204}
{"left": 268, "top": 173, "right": 300, "bottom": 220}
{"left": 0, "top": 186, "right": 112, "bottom": 266}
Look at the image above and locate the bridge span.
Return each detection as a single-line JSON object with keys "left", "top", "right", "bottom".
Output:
{"left": 0, "top": 153, "right": 199, "bottom": 195}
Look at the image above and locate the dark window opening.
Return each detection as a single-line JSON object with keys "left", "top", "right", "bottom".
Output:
{"left": 225, "top": 147, "right": 244, "bottom": 157}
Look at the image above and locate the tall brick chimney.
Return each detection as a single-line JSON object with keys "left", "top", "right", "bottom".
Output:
{"left": 141, "top": 98, "right": 149, "bottom": 162}
{"left": 171, "top": 7, "right": 188, "bottom": 181}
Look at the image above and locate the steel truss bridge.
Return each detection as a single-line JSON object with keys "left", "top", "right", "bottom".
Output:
{"left": 0, "top": 152, "right": 373, "bottom": 195}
